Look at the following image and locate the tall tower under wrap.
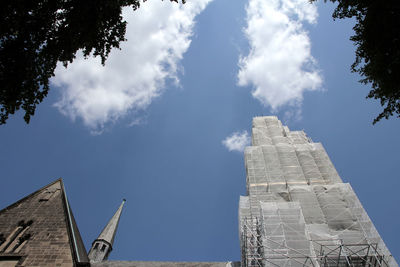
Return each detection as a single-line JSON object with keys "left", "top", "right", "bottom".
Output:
{"left": 239, "top": 116, "right": 398, "bottom": 267}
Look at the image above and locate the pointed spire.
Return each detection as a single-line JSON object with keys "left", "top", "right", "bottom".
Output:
{"left": 88, "top": 199, "right": 126, "bottom": 262}
{"left": 97, "top": 199, "right": 125, "bottom": 247}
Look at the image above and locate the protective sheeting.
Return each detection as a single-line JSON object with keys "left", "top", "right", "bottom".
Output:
{"left": 239, "top": 116, "right": 398, "bottom": 267}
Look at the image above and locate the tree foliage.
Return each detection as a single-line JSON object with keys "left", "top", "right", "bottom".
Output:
{"left": 312, "top": 0, "right": 400, "bottom": 123}
{"left": 0, "top": 0, "right": 185, "bottom": 124}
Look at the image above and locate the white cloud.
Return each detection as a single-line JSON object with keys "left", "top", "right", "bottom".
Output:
{"left": 222, "top": 131, "right": 251, "bottom": 152}
{"left": 238, "top": 0, "right": 322, "bottom": 113}
{"left": 52, "top": 0, "right": 212, "bottom": 131}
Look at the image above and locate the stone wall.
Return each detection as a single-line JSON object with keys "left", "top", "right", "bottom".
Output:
{"left": 0, "top": 181, "right": 74, "bottom": 267}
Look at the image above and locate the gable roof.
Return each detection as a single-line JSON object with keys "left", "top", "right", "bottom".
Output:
{"left": 60, "top": 180, "right": 90, "bottom": 265}
{"left": 0, "top": 178, "right": 89, "bottom": 266}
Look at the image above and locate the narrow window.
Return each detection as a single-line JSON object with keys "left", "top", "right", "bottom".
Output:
{"left": 94, "top": 243, "right": 99, "bottom": 249}
{"left": 101, "top": 244, "right": 106, "bottom": 251}
{"left": 0, "top": 220, "right": 33, "bottom": 253}
{"left": 12, "top": 233, "right": 31, "bottom": 252}
{"left": 0, "top": 234, "right": 5, "bottom": 246}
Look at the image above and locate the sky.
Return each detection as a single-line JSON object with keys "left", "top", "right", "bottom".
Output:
{"left": 1, "top": 0, "right": 399, "bottom": 263}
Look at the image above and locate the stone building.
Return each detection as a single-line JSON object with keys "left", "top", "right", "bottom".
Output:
{"left": 0, "top": 180, "right": 88, "bottom": 267}
{"left": 0, "top": 116, "right": 397, "bottom": 266}
{"left": 0, "top": 179, "right": 237, "bottom": 267}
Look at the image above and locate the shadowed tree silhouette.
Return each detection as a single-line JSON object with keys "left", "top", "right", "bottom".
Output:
{"left": 0, "top": 0, "right": 185, "bottom": 125}
{"left": 312, "top": 0, "right": 400, "bottom": 123}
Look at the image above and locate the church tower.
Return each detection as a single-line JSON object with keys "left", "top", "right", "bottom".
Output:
{"left": 239, "top": 116, "right": 398, "bottom": 266}
{"left": 88, "top": 199, "right": 125, "bottom": 263}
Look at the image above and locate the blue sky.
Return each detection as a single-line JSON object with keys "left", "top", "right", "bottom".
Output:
{"left": 1, "top": 0, "right": 399, "bottom": 263}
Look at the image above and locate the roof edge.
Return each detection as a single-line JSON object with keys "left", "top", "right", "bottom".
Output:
{"left": 0, "top": 178, "right": 63, "bottom": 215}
{"left": 60, "top": 181, "right": 90, "bottom": 265}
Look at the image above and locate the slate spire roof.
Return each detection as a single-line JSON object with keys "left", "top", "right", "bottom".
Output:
{"left": 96, "top": 199, "right": 125, "bottom": 249}
{"left": 1, "top": 180, "right": 239, "bottom": 266}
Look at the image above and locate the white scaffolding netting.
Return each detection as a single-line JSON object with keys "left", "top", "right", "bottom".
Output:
{"left": 239, "top": 116, "right": 398, "bottom": 267}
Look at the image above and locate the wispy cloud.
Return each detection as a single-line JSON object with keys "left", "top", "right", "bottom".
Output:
{"left": 238, "top": 0, "right": 322, "bottom": 114}
{"left": 222, "top": 131, "right": 251, "bottom": 152}
{"left": 52, "top": 0, "right": 212, "bottom": 132}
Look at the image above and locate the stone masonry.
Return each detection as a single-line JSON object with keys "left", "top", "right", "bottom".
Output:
{"left": 0, "top": 180, "right": 80, "bottom": 267}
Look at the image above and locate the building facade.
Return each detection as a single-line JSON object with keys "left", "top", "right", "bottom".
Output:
{"left": 0, "top": 180, "right": 237, "bottom": 267}
{"left": 0, "top": 180, "right": 88, "bottom": 267}
{"left": 0, "top": 116, "right": 397, "bottom": 266}
{"left": 239, "top": 116, "right": 398, "bottom": 266}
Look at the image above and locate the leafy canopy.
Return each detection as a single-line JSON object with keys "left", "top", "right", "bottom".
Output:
{"left": 312, "top": 0, "right": 400, "bottom": 123}
{"left": 0, "top": 0, "right": 185, "bottom": 124}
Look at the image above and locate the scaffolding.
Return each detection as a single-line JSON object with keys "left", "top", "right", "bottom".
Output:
{"left": 240, "top": 216, "right": 393, "bottom": 267}
{"left": 239, "top": 183, "right": 397, "bottom": 267}
{"left": 239, "top": 116, "right": 398, "bottom": 267}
